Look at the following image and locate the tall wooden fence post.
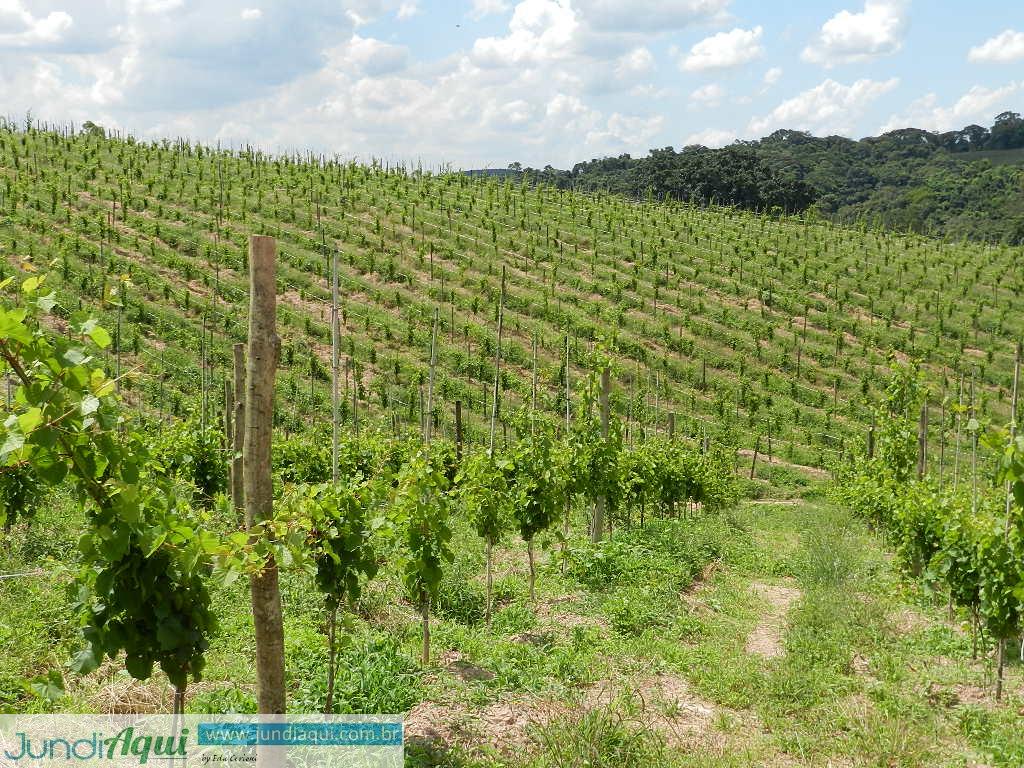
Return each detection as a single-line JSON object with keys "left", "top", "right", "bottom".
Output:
{"left": 231, "top": 343, "right": 245, "bottom": 517}
{"left": 244, "top": 235, "right": 286, "bottom": 715}
{"left": 591, "top": 366, "right": 610, "bottom": 543}
{"left": 331, "top": 248, "right": 340, "bottom": 484}
{"left": 454, "top": 400, "right": 463, "bottom": 464}
{"left": 917, "top": 402, "right": 928, "bottom": 480}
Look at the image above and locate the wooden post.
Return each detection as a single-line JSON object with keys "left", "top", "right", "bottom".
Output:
{"left": 231, "top": 344, "right": 245, "bottom": 516}
{"left": 939, "top": 377, "right": 947, "bottom": 488}
{"left": 591, "top": 366, "right": 610, "bottom": 544}
{"left": 749, "top": 434, "right": 761, "bottom": 480}
{"left": 531, "top": 334, "right": 538, "bottom": 414}
{"left": 668, "top": 412, "right": 675, "bottom": 440}
{"left": 158, "top": 351, "right": 165, "bottom": 430}
{"left": 426, "top": 307, "right": 439, "bottom": 445}
{"left": 243, "top": 235, "right": 285, "bottom": 715}
{"left": 565, "top": 331, "right": 571, "bottom": 427}
{"left": 867, "top": 412, "right": 876, "bottom": 459}
{"left": 200, "top": 314, "right": 207, "bottom": 431}
{"left": 917, "top": 402, "right": 928, "bottom": 480}
{"left": 489, "top": 267, "right": 505, "bottom": 456}
{"left": 454, "top": 400, "right": 463, "bottom": 463}
{"left": 331, "top": 248, "right": 340, "bottom": 483}
{"left": 953, "top": 372, "right": 964, "bottom": 490}
{"left": 970, "top": 371, "right": 977, "bottom": 514}
{"left": 352, "top": 358, "right": 360, "bottom": 436}
{"left": 562, "top": 331, "right": 571, "bottom": 572}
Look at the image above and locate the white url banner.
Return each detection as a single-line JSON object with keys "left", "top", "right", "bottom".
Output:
{"left": 0, "top": 715, "right": 403, "bottom": 768}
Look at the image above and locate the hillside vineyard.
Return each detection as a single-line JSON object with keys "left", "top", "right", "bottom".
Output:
{"left": 2, "top": 123, "right": 1022, "bottom": 467}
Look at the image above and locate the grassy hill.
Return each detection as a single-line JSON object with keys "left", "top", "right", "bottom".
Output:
{"left": 2, "top": 124, "right": 1023, "bottom": 471}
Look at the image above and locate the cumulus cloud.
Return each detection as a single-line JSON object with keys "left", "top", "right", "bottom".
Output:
{"left": 469, "top": 0, "right": 511, "bottom": 18}
{"left": 613, "top": 46, "right": 654, "bottom": 79}
{"left": 332, "top": 35, "right": 410, "bottom": 76}
{"left": 586, "top": 112, "right": 664, "bottom": 150}
{"left": 0, "top": 1, "right": 73, "bottom": 47}
{"left": 574, "top": 0, "right": 730, "bottom": 33}
{"left": 396, "top": 2, "right": 418, "bottom": 20}
{"left": 472, "top": 0, "right": 578, "bottom": 67}
{"left": 968, "top": 30, "right": 1024, "bottom": 63}
{"left": 749, "top": 77, "right": 899, "bottom": 135}
{"left": 690, "top": 83, "right": 724, "bottom": 107}
{"left": 681, "top": 26, "right": 764, "bottom": 72}
{"left": 881, "top": 81, "right": 1023, "bottom": 132}
{"left": 5, "top": 0, "right": 1003, "bottom": 170}
{"left": 802, "top": 1, "right": 907, "bottom": 66}
{"left": 126, "top": 0, "right": 184, "bottom": 13}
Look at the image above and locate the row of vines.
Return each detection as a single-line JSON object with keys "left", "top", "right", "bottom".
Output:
{"left": 2, "top": 122, "right": 1021, "bottom": 475}
{"left": 0, "top": 267, "right": 736, "bottom": 713}
{"left": 834, "top": 356, "right": 1023, "bottom": 700}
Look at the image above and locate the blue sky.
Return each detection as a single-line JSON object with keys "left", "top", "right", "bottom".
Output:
{"left": 0, "top": 1, "right": 1022, "bottom": 167}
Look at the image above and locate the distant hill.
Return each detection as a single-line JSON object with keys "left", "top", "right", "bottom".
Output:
{"left": 518, "top": 112, "right": 1024, "bottom": 244}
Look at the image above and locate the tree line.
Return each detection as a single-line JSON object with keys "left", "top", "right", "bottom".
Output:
{"left": 508, "top": 111, "right": 1024, "bottom": 244}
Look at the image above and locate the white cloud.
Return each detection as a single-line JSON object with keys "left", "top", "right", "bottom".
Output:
{"left": 1, "top": 0, "right": 972, "bottom": 170}
{"left": 344, "top": 0, "right": 418, "bottom": 26}
{"left": 331, "top": 35, "right": 409, "bottom": 76}
{"left": 545, "top": 92, "right": 600, "bottom": 129}
{"left": 968, "top": 30, "right": 1024, "bottom": 63}
{"left": 472, "top": 0, "right": 578, "bottom": 67}
{"left": 683, "top": 128, "right": 737, "bottom": 147}
{"left": 575, "top": 0, "right": 730, "bottom": 33}
{"left": 469, "top": 0, "right": 511, "bottom": 18}
{"left": 690, "top": 82, "right": 724, "bottom": 106}
{"left": 396, "top": 2, "right": 418, "bottom": 20}
{"left": 750, "top": 77, "right": 899, "bottom": 135}
{"left": 0, "top": 1, "right": 73, "bottom": 47}
{"left": 614, "top": 46, "right": 654, "bottom": 79}
{"left": 802, "top": 1, "right": 907, "bottom": 66}
{"left": 126, "top": 0, "right": 184, "bottom": 13}
{"left": 586, "top": 112, "right": 664, "bottom": 150}
{"left": 881, "top": 81, "right": 1023, "bottom": 132}
{"left": 681, "top": 26, "right": 764, "bottom": 72}
{"left": 630, "top": 83, "right": 668, "bottom": 99}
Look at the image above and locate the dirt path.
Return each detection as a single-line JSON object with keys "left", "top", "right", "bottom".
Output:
{"left": 744, "top": 581, "right": 803, "bottom": 659}
{"left": 737, "top": 449, "right": 831, "bottom": 479}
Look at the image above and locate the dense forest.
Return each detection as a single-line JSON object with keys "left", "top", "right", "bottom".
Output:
{"left": 514, "top": 112, "right": 1024, "bottom": 244}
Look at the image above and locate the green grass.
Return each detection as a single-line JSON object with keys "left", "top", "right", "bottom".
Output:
{"left": 6, "top": 488, "right": 1021, "bottom": 766}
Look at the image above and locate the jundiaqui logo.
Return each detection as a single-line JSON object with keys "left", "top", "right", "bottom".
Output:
{"left": 3, "top": 727, "right": 188, "bottom": 764}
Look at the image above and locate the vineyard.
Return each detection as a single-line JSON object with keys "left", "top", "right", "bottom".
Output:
{"left": 2, "top": 120, "right": 1024, "bottom": 767}
{"left": 0, "top": 122, "right": 1022, "bottom": 466}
